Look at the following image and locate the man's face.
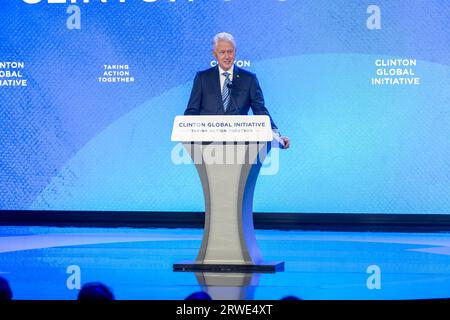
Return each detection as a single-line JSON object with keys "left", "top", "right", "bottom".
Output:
{"left": 213, "top": 40, "right": 236, "bottom": 71}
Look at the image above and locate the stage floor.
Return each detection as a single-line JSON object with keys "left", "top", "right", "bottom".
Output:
{"left": 1, "top": 226, "right": 450, "bottom": 300}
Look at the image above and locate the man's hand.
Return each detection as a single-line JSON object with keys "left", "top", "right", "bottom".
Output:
{"left": 280, "top": 136, "right": 290, "bottom": 149}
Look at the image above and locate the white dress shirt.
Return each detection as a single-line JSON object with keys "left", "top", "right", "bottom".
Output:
{"left": 218, "top": 65, "right": 234, "bottom": 91}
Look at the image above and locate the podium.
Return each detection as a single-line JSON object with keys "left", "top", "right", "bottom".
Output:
{"left": 171, "top": 115, "right": 284, "bottom": 273}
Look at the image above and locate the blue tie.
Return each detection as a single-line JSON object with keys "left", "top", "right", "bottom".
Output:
{"left": 222, "top": 72, "right": 231, "bottom": 112}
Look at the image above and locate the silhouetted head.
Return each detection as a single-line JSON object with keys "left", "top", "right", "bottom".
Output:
{"left": 185, "top": 291, "right": 212, "bottom": 300}
{"left": 0, "top": 276, "right": 12, "bottom": 300}
{"left": 280, "top": 295, "right": 301, "bottom": 300}
{"left": 77, "top": 282, "right": 115, "bottom": 301}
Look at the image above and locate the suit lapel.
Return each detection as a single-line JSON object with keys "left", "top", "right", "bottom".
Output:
{"left": 229, "top": 65, "right": 240, "bottom": 114}
{"left": 232, "top": 65, "right": 240, "bottom": 84}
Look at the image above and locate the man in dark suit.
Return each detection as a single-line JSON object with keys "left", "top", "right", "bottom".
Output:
{"left": 184, "top": 32, "right": 290, "bottom": 149}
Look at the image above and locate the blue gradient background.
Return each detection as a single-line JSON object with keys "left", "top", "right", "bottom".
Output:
{"left": 1, "top": 1, "right": 449, "bottom": 213}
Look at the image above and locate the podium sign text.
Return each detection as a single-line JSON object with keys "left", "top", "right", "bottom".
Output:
{"left": 171, "top": 115, "right": 272, "bottom": 142}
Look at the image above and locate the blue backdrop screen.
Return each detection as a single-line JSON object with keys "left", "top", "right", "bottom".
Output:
{"left": 1, "top": 0, "right": 449, "bottom": 214}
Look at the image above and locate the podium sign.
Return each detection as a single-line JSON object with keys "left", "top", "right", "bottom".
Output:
{"left": 171, "top": 115, "right": 273, "bottom": 142}
{"left": 172, "top": 115, "right": 284, "bottom": 273}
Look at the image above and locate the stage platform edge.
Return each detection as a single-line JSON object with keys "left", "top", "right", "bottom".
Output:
{"left": 173, "top": 261, "right": 284, "bottom": 273}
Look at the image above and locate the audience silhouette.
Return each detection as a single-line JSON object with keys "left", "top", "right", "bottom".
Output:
{"left": 77, "top": 282, "right": 115, "bottom": 301}
{"left": 184, "top": 291, "right": 212, "bottom": 300}
{"left": 0, "top": 276, "right": 306, "bottom": 301}
{"left": 280, "top": 295, "right": 301, "bottom": 300}
{"left": 0, "top": 276, "right": 12, "bottom": 300}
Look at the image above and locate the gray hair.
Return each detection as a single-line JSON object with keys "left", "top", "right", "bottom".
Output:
{"left": 212, "top": 32, "right": 236, "bottom": 50}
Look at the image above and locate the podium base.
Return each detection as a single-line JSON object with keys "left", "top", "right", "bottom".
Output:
{"left": 173, "top": 261, "right": 284, "bottom": 273}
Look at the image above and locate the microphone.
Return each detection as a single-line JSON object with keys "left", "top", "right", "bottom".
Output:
{"left": 226, "top": 82, "right": 233, "bottom": 89}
